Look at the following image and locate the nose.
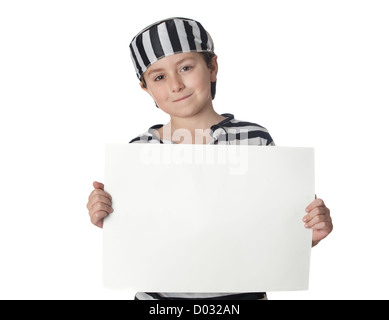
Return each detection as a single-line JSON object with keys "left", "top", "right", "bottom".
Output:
{"left": 168, "top": 74, "right": 185, "bottom": 92}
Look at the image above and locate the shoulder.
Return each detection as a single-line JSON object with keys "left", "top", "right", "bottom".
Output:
{"left": 215, "top": 114, "right": 275, "bottom": 146}
{"left": 129, "top": 124, "right": 163, "bottom": 144}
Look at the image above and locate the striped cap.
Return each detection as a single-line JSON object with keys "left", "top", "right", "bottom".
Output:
{"left": 129, "top": 17, "right": 215, "bottom": 80}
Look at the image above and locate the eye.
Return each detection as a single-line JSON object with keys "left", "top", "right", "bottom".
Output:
{"left": 154, "top": 75, "right": 165, "bottom": 82}
{"left": 181, "top": 65, "right": 193, "bottom": 72}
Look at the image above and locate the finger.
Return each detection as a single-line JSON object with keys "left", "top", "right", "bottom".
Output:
{"left": 303, "top": 206, "right": 330, "bottom": 222}
{"left": 304, "top": 213, "right": 331, "bottom": 228}
{"left": 88, "top": 188, "right": 112, "bottom": 202}
{"left": 90, "top": 202, "right": 114, "bottom": 217}
{"left": 87, "top": 193, "right": 112, "bottom": 210}
{"left": 93, "top": 181, "right": 105, "bottom": 190}
{"left": 305, "top": 198, "right": 326, "bottom": 213}
{"left": 90, "top": 210, "right": 110, "bottom": 228}
{"left": 311, "top": 221, "right": 332, "bottom": 231}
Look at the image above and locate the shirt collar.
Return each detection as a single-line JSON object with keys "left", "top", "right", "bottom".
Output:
{"left": 148, "top": 113, "right": 235, "bottom": 143}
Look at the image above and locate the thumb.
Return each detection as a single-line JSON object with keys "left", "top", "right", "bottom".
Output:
{"left": 93, "top": 181, "right": 104, "bottom": 190}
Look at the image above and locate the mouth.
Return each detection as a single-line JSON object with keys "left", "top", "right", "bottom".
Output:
{"left": 173, "top": 93, "right": 193, "bottom": 102}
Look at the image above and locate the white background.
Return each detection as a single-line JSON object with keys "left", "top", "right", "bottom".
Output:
{"left": 0, "top": 0, "right": 388, "bottom": 299}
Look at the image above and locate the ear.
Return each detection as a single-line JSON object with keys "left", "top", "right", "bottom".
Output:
{"left": 209, "top": 55, "right": 218, "bottom": 82}
{"left": 140, "top": 81, "right": 149, "bottom": 93}
{"left": 139, "top": 81, "right": 159, "bottom": 108}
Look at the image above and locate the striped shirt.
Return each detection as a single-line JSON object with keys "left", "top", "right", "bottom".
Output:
{"left": 129, "top": 113, "right": 274, "bottom": 300}
{"left": 130, "top": 113, "right": 274, "bottom": 146}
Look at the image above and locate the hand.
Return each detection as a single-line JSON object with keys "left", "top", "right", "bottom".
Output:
{"left": 302, "top": 197, "right": 333, "bottom": 247}
{"left": 86, "top": 181, "right": 113, "bottom": 228}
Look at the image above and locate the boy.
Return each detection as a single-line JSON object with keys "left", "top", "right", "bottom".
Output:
{"left": 86, "top": 17, "right": 333, "bottom": 300}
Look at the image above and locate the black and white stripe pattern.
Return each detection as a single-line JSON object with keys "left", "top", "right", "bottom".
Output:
{"left": 129, "top": 17, "right": 215, "bottom": 80}
{"left": 134, "top": 292, "right": 267, "bottom": 300}
{"left": 130, "top": 113, "right": 275, "bottom": 146}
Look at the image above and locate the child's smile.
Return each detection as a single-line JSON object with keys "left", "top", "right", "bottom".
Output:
{"left": 141, "top": 52, "right": 218, "bottom": 119}
{"left": 172, "top": 93, "right": 193, "bottom": 103}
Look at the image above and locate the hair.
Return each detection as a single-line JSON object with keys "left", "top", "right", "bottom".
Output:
{"left": 141, "top": 52, "right": 217, "bottom": 100}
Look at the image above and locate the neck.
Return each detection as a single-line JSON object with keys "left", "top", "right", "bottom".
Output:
{"left": 169, "top": 106, "right": 224, "bottom": 133}
{"left": 160, "top": 105, "right": 226, "bottom": 144}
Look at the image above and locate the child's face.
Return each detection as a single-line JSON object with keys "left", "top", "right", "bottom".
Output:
{"left": 141, "top": 52, "right": 218, "bottom": 119}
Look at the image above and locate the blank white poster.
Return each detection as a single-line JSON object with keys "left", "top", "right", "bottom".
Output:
{"left": 103, "top": 144, "right": 314, "bottom": 292}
